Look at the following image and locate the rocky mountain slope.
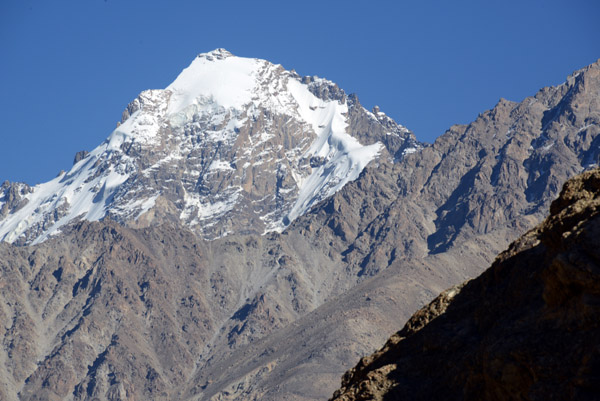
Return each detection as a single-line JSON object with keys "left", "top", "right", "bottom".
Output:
{"left": 0, "top": 55, "right": 599, "bottom": 400}
{"left": 331, "top": 166, "right": 600, "bottom": 401}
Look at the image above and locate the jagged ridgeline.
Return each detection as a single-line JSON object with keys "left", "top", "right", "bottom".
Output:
{"left": 0, "top": 48, "right": 417, "bottom": 246}
{"left": 0, "top": 52, "right": 598, "bottom": 400}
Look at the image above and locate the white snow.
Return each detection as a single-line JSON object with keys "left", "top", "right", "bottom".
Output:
{"left": 113, "top": 90, "right": 169, "bottom": 146}
{"left": 167, "top": 51, "right": 260, "bottom": 114}
{"left": 209, "top": 160, "right": 234, "bottom": 171}
{"left": 0, "top": 140, "right": 136, "bottom": 244}
{"left": 180, "top": 186, "right": 242, "bottom": 222}
{"left": 277, "top": 77, "right": 382, "bottom": 228}
{"left": 117, "top": 194, "right": 160, "bottom": 220}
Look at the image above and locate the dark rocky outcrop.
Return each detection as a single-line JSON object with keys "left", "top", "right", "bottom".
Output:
{"left": 0, "top": 181, "right": 30, "bottom": 219}
{"left": 73, "top": 150, "right": 89, "bottom": 165}
{"left": 331, "top": 167, "right": 600, "bottom": 401}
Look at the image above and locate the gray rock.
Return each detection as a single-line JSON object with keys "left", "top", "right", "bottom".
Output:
{"left": 73, "top": 150, "right": 89, "bottom": 165}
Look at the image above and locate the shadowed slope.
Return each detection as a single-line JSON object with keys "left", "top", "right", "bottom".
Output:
{"left": 331, "top": 168, "right": 600, "bottom": 400}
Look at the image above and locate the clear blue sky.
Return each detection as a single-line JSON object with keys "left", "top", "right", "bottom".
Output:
{"left": 1, "top": 0, "right": 598, "bottom": 185}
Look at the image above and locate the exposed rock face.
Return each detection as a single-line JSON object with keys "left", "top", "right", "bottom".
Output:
{"left": 0, "top": 216, "right": 465, "bottom": 401}
{"left": 1, "top": 221, "right": 214, "bottom": 400}
{"left": 0, "top": 181, "right": 31, "bottom": 219}
{"left": 73, "top": 150, "right": 89, "bottom": 165}
{"left": 331, "top": 167, "right": 600, "bottom": 401}
{"left": 0, "top": 57, "right": 599, "bottom": 400}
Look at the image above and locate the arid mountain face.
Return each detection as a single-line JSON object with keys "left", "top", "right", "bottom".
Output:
{"left": 331, "top": 167, "right": 600, "bottom": 401}
{"left": 0, "top": 55, "right": 599, "bottom": 400}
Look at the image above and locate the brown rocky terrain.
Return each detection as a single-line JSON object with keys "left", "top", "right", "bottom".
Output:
{"left": 331, "top": 167, "right": 600, "bottom": 401}
{"left": 0, "top": 58, "right": 599, "bottom": 400}
{"left": 0, "top": 211, "right": 478, "bottom": 401}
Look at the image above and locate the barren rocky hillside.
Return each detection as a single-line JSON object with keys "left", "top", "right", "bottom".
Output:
{"left": 331, "top": 167, "right": 600, "bottom": 401}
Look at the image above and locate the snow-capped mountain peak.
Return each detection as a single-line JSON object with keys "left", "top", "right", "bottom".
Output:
{"left": 167, "top": 49, "right": 260, "bottom": 113}
{"left": 0, "top": 49, "right": 417, "bottom": 245}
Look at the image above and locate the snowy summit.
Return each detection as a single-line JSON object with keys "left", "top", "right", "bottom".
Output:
{"left": 0, "top": 49, "right": 417, "bottom": 245}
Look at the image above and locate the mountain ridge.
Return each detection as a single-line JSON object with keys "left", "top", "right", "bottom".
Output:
{"left": 0, "top": 55, "right": 599, "bottom": 400}
{"left": 0, "top": 49, "right": 417, "bottom": 246}
{"left": 330, "top": 166, "right": 600, "bottom": 400}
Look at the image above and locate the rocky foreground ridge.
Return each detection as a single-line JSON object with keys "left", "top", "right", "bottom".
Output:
{"left": 0, "top": 56, "right": 599, "bottom": 400}
{"left": 331, "top": 167, "right": 600, "bottom": 400}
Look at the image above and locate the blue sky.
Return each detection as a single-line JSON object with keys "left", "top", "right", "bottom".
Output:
{"left": 1, "top": 0, "right": 598, "bottom": 185}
